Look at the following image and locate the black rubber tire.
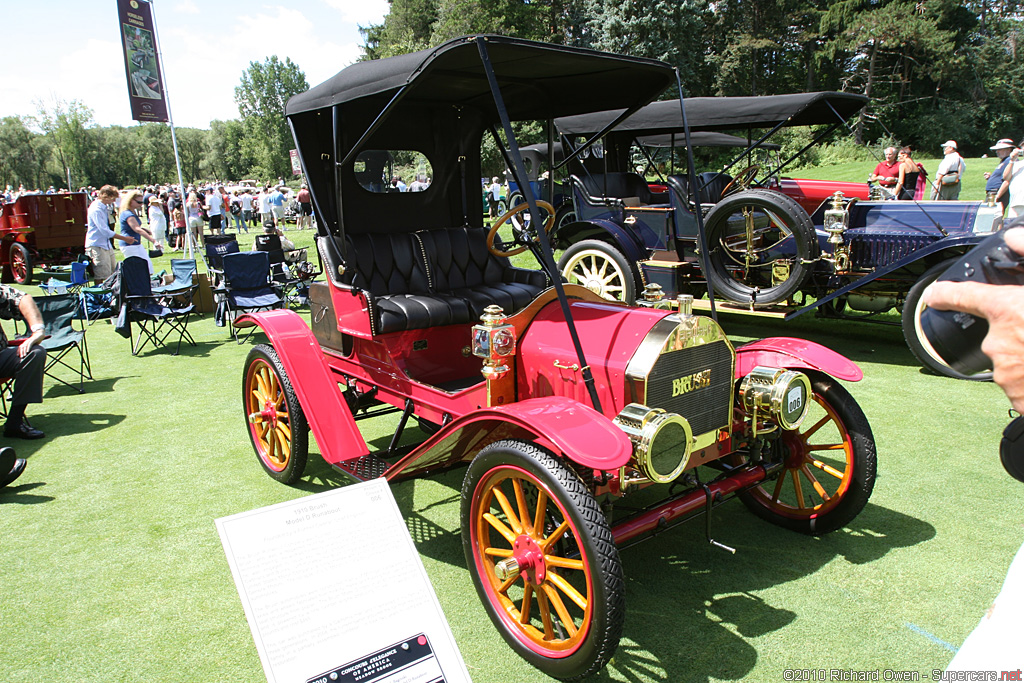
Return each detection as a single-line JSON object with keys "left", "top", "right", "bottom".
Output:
{"left": 902, "top": 259, "right": 993, "bottom": 381}
{"left": 703, "top": 189, "right": 817, "bottom": 305}
{"left": 461, "top": 440, "right": 624, "bottom": 681}
{"left": 558, "top": 239, "right": 638, "bottom": 303}
{"left": 736, "top": 371, "right": 876, "bottom": 535}
{"left": 554, "top": 202, "right": 577, "bottom": 233}
{"left": 10, "top": 243, "right": 33, "bottom": 285}
{"left": 243, "top": 343, "right": 309, "bottom": 484}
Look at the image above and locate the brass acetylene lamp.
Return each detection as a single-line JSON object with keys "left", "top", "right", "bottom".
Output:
{"left": 823, "top": 191, "right": 851, "bottom": 272}
{"left": 472, "top": 305, "right": 516, "bottom": 381}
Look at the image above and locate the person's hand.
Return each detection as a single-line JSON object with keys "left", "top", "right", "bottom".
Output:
{"left": 18, "top": 329, "right": 44, "bottom": 358}
{"left": 985, "top": 172, "right": 992, "bottom": 180}
{"left": 924, "top": 228, "right": 1024, "bottom": 411}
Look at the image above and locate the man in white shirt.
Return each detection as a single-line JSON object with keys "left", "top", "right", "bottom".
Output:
{"left": 85, "top": 185, "right": 136, "bottom": 283}
{"left": 933, "top": 140, "right": 965, "bottom": 200}
{"left": 206, "top": 187, "right": 224, "bottom": 235}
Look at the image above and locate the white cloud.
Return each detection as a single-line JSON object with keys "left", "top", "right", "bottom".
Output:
{"left": 174, "top": 0, "right": 200, "bottom": 15}
{"left": 322, "top": 0, "right": 389, "bottom": 27}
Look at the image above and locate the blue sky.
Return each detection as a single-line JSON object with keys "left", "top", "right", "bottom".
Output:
{"left": 0, "top": 0, "right": 388, "bottom": 130}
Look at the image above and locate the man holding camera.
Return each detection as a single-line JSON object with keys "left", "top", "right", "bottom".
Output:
{"left": 925, "top": 226, "right": 1024, "bottom": 672}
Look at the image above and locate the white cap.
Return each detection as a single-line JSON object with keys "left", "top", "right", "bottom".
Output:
{"left": 941, "top": 140, "right": 958, "bottom": 150}
{"left": 991, "top": 138, "right": 1015, "bottom": 150}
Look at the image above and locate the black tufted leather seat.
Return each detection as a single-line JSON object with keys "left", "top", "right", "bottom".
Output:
{"left": 580, "top": 172, "right": 667, "bottom": 205}
{"left": 342, "top": 228, "right": 548, "bottom": 334}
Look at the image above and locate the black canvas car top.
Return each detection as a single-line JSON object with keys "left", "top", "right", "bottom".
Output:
{"left": 555, "top": 92, "right": 869, "bottom": 136}
{"left": 286, "top": 35, "right": 676, "bottom": 122}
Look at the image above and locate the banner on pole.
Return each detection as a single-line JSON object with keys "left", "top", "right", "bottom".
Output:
{"left": 290, "top": 149, "right": 302, "bottom": 176}
{"left": 117, "top": 0, "right": 169, "bottom": 122}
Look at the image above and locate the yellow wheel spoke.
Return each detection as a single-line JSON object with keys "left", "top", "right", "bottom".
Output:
{"left": 542, "top": 583, "right": 578, "bottom": 638}
{"left": 537, "top": 589, "right": 555, "bottom": 640}
{"left": 483, "top": 513, "right": 518, "bottom": 545}
{"left": 808, "top": 442, "right": 847, "bottom": 452}
{"left": 484, "top": 547, "right": 513, "bottom": 558}
{"left": 809, "top": 458, "right": 845, "bottom": 480}
{"left": 254, "top": 372, "right": 269, "bottom": 400}
{"left": 791, "top": 469, "right": 806, "bottom": 509}
{"left": 801, "top": 414, "right": 831, "bottom": 439}
{"left": 519, "top": 584, "right": 533, "bottom": 625}
{"left": 274, "top": 430, "right": 290, "bottom": 459}
{"left": 512, "top": 479, "right": 531, "bottom": 534}
{"left": 542, "top": 520, "right": 571, "bottom": 551}
{"left": 771, "top": 473, "right": 785, "bottom": 503}
{"left": 800, "top": 464, "right": 830, "bottom": 503}
{"left": 547, "top": 571, "right": 588, "bottom": 611}
{"left": 492, "top": 487, "right": 522, "bottom": 535}
{"left": 533, "top": 490, "right": 548, "bottom": 535}
{"left": 545, "top": 555, "right": 584, "bottom": 571}
{"left": 497, "top": 572, "right": 520, "bottom": 594}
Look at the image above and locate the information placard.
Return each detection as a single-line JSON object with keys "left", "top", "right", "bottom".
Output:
{"left": 216, "top": 478, "right": 471, "bottom": 683}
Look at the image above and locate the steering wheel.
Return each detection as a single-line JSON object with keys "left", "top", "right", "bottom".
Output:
{"left": 486, "top": 200, "right": 555, "bottom": 258}
{"left": 721, "top": 164, "right": 761, "bottom": 198}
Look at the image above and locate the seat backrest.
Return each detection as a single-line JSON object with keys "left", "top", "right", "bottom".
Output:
{"left": 417, "top": 227, "right": 511, "bottom": 291}
{"left": 580, "top": 172, "right": 655, "bottom": 204}
{"left": 169, "top": 259, "right": 197, "bottom": 285}
{"left": 70, "top": 261, "right": 88, "bottom": 286}
{"left": 342, "top": 232, "right": 431, "bottom": 297}
{"left": 121, "top": 257, "right": 153, "bottom": 297}
{"left": 254, "top": 234, "right": 283, "bottom": 253}
{"left": 205, "top": 240, "right": 240, "bottom": 270}
{"left": 696, "top": 172, "right": 732, "bottom": 203}
{"left": 222, "top": 251, "right": 272, "bottom": 292}
{"left": 37, "top": 292, "right": 80, "bottom": 337}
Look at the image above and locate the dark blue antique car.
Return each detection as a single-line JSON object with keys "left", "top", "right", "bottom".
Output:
{"left": 551, "top": 94, "right": 1003, "bottom": 380}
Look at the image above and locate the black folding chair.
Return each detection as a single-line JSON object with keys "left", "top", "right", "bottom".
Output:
{"left": 203, "top": 237, "right": 240, "bottom": 288}
{"left": 36, "top": 292, "right": 92, "bottom": 393}
{"left": 120, "top": 256, "right": 196, "bottom": 356}
{"left": 254, "top": 234, "right": 307, "bottom": 307}
{"left": 217, "top": 251, "right": 284, "bottom": 344}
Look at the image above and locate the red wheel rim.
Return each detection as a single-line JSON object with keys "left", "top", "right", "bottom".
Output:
{"left": 11, "top": 246, "right": 28, "bottom": 282}
{"left": 471, "top": 465, "right": 593, "bottom": 657}
{"left": 747, "top": 391, "right": 854, "bottom": 520}
{"left": 245, "top": 359, "right": 292, "bottom": 472}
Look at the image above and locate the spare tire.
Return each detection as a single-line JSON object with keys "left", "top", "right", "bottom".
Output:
{"left": 703, "top": 189, "right": 818, "bottom": 306}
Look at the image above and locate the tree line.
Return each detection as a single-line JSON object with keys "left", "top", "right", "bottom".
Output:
{"left": 4, "top": 1, "right": 1022, "bottom": 193}
{"left": 0, "top": 56, "right": 307, "bottom": 192}
{"left": 362, "top": 0, "right": 1024, "bottom": 155}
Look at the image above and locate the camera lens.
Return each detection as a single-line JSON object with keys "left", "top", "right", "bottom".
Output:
{"left": 919, "top": 306, "right": 992, "bottom": 374}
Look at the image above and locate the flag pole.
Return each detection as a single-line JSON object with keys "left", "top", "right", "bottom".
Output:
{"left": 147, "top": 0, "right": 195, "bottom": 259}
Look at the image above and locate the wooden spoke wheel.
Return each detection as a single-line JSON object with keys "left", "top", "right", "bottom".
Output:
{"left": 10, "top": 243, "right": 33, "bottom": 285}
{"left": 462, "top": 440, "right": 623, "bottom": 680}
{"left": 558, "top": 240, "right": 637, "bottom": 303}
{"left": 243, "top": 344, "right": 308, "bottom": 484}
{"left": 736, "top": 371, "right": 876, "bottom": 535}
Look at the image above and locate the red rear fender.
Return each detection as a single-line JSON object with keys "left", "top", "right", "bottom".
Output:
{"left": 240, "top": 310, "right": 369, "bottom": 462}
{"left": 735, "top": 337, "right": 862, "bottom": 382}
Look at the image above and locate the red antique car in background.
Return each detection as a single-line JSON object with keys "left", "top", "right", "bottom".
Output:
{"left": 0, "top": 192, "right": 88, "bottom": 284}
{"left": 239, "top": 36, "right": 878, "bottom": 680}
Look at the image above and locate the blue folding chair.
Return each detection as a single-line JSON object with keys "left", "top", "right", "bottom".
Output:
{"left": 120, "top": 256, "right": 196, "bottom": 356}
{"left": 37, "top": 261, "right": 89, "bottom": 296}
{"left": 204, "top": 238, "right": 239, "bottom": 288}
{"left": 217, "top": 251, "right": 283, "bottom": 343}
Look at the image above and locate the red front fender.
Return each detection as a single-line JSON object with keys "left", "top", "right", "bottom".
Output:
{"left": 238, "top": 310, "right": 370, "bottom": 462}
{"left": 735, "top": 337, "right": 862, "bottom": 382}
{"left": 386, "top": 396, "right": 634, "bottom": 479}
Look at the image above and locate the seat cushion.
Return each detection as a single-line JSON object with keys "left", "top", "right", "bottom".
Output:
{"left": 343, "top": 233, "right": 430, "bottom": 297}
{"left": 374, "top": 292, "right": 473, "bottom": 334}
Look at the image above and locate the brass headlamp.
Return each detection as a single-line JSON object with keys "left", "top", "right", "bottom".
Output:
{"left": 472, "top": 305, "right": 516, "bottom": 380}
{"left": 738, "top": 366, "right": 811, "bottom": 437}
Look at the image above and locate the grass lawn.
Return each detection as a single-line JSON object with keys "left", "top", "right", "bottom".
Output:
{"left": 791, "top": 156, "right": 1002, "bottom": 202}
{"left": 1, "top": 223, "right": 1021, "bottom": 683}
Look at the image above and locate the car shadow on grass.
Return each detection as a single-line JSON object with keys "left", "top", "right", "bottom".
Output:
{"left": 598, "top": 500, "right": 935, "bottom": 682}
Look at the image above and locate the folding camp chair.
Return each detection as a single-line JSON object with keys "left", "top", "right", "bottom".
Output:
{"left": 36, "top": 292, "right": 92, "bottom": 393}
{"left": 120, "top": 256, "right": 196, "bottom": 356}
{"left": 217, "top": 251, "right": 283, "bottom": 344}
{"left": 37, "top": 261, "right": 89, "bottom": 296}
{"left": 254, "top": 234, "right": 308, "bottom": 308}
{"left": 203, "top": 236, "right": 240, "bottom": 288}
{"left": 153, "top": 258, "right": 198, "bottom": 303}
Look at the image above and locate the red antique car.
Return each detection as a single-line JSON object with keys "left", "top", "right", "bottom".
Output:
{"left": 0, "top": 192, "right": 88, "bottom": 284}
{"left": 239, "top": 36, "right": 877, "bottom": 680}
